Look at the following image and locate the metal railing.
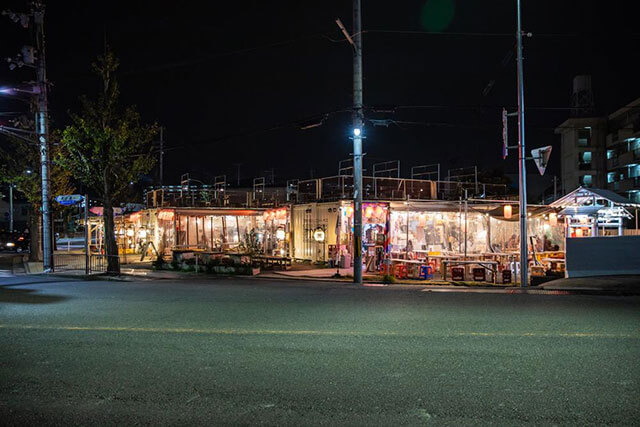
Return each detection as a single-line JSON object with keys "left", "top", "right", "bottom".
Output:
{"left": 53, "top": 253, "right": 86, "bottom": 272}
{"left": 145, "top": 187, "right": 288, "bottom": 208}
{"left": 293, "top": 175, "right": 509, "bottom": 202}
{"left": 52, "top": 253, "right": 115, "bottom": 274}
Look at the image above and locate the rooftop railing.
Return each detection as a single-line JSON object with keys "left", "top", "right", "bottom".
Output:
{"left": 145, "top": 187, "right": 288, "bottom": 209}
{"left": 145, "top": 176, "right": 511, "bottom": 208}
{"left": 293, "top": 175, "right": 509, "bottom": 203}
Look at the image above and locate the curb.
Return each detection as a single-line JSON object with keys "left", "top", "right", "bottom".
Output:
{"left": 33, "top": 268, "right": 640, "bottom": 296}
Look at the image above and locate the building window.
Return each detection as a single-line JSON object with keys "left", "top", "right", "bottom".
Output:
{"left": 580, "top": 175, "right": 593, "bottom": 187}
{"left": 577, "top": 128, "right": 591, "bottom": 147}
{"left": 607, "top": 149, "right": 615, "bottom": 160}
{"left": 578, "top": 151, "right": 592, "bottom": 170}
{"left": 607, "top": 172, "right": 616, "bottom": 183}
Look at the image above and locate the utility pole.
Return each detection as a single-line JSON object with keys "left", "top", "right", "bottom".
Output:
{"left": 337, "top": 0, "right": 364, "bottom": 284}
{"left": 159, "top": 127, "right": 164, "bottom": 187}
{"left": 84, "top": 194, "right": 89, "bottom": 275}
{"left": 516, "top": 0, "right": 528, "bottom": 287}
{"left": 34, "top": 2, "right": 52, "bottom": 272}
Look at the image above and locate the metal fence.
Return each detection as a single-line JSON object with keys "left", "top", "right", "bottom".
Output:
{"left": 52, "top": 253, "right": 85, "bottom": 272}
{"left": 52, "top": 253, "right": 113, "bottom": 274}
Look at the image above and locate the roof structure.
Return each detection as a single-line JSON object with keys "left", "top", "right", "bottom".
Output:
{"left": 551, "top": 186, "right": 640, "bottom": 208}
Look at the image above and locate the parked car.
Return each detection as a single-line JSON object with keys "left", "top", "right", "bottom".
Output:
{"left": 0, "top": 232, "right": 30, "bottom": 252}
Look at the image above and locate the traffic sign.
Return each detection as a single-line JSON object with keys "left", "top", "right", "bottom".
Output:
{"left": 55, "top": 194, "right": 85, "bottom": 206}
{"left": 531, "top": 146, "right": 552, "bottom": 175}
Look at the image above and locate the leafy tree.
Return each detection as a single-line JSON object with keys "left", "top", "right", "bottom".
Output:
{"left": 0, "top": 134, "right": 74, "bottom": 261}
{"left": 57, "top": 50, "right": 157, "bottom": 274}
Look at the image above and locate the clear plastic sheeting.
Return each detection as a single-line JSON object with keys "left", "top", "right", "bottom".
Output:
{"left": 388, "top": 204, "right": 564, "bottom": 258}
{"left": 489, "top": 216, "right": 564, "bottom": 253}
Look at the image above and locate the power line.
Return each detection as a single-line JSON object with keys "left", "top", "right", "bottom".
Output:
{"left": 122, "top": 32, "right": 333, "bottom": 75}
{"left": 364, "top": 29, "right": 640, "bottom": 38}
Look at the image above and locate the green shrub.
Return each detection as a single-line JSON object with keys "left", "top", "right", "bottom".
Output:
{"left": 382, "top": 274, "right": 396, "bottom": 284}
{"left": 152, "top": 256, "right": 164, "bottom": 270}
{"left": 237, "top": 265, "right": 252, "bottom": 275}
{"left": 221, "top": 257, "right": 235, "bottom": 267}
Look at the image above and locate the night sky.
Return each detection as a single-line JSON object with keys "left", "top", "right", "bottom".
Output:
{"left": 2, "top": 0, "right": 639, "bottom": 189}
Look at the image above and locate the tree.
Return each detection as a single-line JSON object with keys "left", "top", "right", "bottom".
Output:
{"left": 57, "top": 50, "right": 157, "bottom": 274}
{"left": 0, "top": 134, "right": 74, "bottom": 262}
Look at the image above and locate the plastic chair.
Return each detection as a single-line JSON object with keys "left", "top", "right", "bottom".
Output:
{"left": 394, "top": 264, "right": 408, "bottom": 279}
{"left": 379, "top": 263, "right": 391, "bottom": 275}
{"left": 418, "top": 265, "right": 433, "bottom": 280}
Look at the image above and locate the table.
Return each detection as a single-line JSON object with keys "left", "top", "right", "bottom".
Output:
{"left": 253, "top": 255, "right": 292, "bottom": 270}
{"left": 442, "top": 260, "right": 499, "bottom": 283}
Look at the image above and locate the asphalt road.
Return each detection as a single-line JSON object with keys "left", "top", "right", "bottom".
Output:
{"left": 1, "top": 275, "right": 639, "bottom": 425}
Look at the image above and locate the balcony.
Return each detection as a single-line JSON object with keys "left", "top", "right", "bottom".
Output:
{"left": 617, "top": 151, "right": 635, "bottom": 167}
{"left": 617, "top": 177, "right": 640, "bottom": 193}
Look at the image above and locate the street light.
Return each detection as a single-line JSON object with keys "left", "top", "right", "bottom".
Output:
{"left": 353, "top": 128, "right": 361, "bottom": 137}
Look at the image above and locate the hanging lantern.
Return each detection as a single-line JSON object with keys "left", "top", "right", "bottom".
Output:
{"left": 365, "top": 206, "right": 374, "bottom": 218}
{"left": 549, "top": 212, "right": 557, "bottom": 226}
{"left": 503, "top": 204, "right": 512, "bottom": 219}
{"left": 418, "top": 214, "right": 427, "bottom": 228}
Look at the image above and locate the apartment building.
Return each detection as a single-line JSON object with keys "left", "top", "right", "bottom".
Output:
{"left": 605, "top": 98, "right": 640, "bottom": 203}
{"left": 556, "top": 97, "right": 640, "bottom": 203}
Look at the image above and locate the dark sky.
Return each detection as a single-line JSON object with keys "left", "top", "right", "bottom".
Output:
{"left": 2, "top": 0, "right": 639, "bottom": 188}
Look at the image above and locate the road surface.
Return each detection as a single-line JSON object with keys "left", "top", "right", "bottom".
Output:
{"left": 1, "top": 275, "right": 638, "bottom": 425}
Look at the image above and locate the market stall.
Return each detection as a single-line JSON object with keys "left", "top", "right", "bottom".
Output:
{"left": 115, "top": 207, "right": 266, "bottom": 259}
{"left": 290, "top": 201, "right": 389, "bottom": 268}
{"left": 550, "top": 187, "right": 640, "bottom": 237}
{"left": 261, "top": 207, "right": 290, "bottom": 257}
{"left": 386, "top": 200, "right": 565, "bottom": 281}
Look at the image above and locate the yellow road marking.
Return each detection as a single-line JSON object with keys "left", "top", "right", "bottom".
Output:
{"left": 0, "top": 324, "right": 637, "bottom": 339}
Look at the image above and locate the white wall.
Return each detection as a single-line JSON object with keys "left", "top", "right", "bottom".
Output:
{"left": 566, "top": 236, "right": 640, "bottom": 277}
